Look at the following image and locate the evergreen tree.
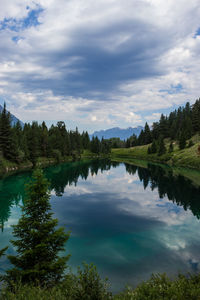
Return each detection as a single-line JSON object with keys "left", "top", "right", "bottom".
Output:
{"left": 179, "top": 131, "right": 186, "bottom": 150}
{"left": 147, "top": 145, "right": 152, "bottom": 154}
{"left": 137, "top": 129, "right": 145, "bottom": 145}
{"left": 40, "top": 121, "right": 49, "bottom": 157}
{"left": 151, "top": 140, "right": 157, "bottom": 154}
{"left": 4, "top": 169, "right": 70, "bottom": 287}
{"left": 158, "top": 137, "right": 166, "bottom": 156}
{"left": 159, "top": 114, "right": 168, "bottom": 137}
{"left": 144, "top": 122, "right": 152, "bottom": 144}
{"left": 0, "top": 103, "right": 17, "bottom": 161}
{"left": 168, "top": 142, "right": 174, "bottom": 153}
{"left": 91, "top": 137, "right": 100, "bottom": 154}
{"left": 188, "top": 140, "right": 194, "bottom": 148}
{"left": 192, "top": 99, "right": 200, "bottom": 133}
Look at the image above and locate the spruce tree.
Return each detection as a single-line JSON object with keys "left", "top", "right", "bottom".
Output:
{"left": 179, "top": 131, "right": 186, "bottom": 150}
{"left": 0, "top": 103, "right": 16, "bottom": 161}
{"left": 151, "top": 140, "right": 157, "bottom": 153}
{"left": 4, "top": 169, "right": 70, "bottom": 287}
{"left": 147, "top": 145, "right": 152, "bottom": 154}
{"left": 158, "top": 137, "right": 166, "bottom": 156}
{"left": 144, "top": 122, "right": 152, "bottom": 144}
{"left": 168, "top": 142, "right": 174, "bottom": 153}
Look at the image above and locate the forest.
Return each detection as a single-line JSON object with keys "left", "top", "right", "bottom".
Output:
{"left": 0, "top": 103, "right": 111, "bottom": 166}
{"left": 125, "top": 98, "right": 200, "bottom": 154}
{"left": 1, "top": 98, "right": 200, "bottom": 169}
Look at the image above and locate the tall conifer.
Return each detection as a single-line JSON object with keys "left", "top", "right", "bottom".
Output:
{"left": 4, "top": 169, "right": 70, "bottom": 287}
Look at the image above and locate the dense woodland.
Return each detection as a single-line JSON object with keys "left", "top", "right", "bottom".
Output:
{"left": 1, "top": 99, "right": 200, "bottom": 165}
{"left": 0, "top": 103, "right": 111, "bottom": 165}
{"left": 126, "top": 99, "right": 200, "bottom": 154}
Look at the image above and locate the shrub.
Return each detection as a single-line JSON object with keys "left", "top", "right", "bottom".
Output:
{"left": 74, "top": 263, "right": 112, "bottom": 300}
{"left": 52, "top": 149, "right": 62, "bottom": 163}
{"left": 188, "top": 140, "right": 194, "bottom": 148}
{"left": 114, "top": 273, "right": 200, "bottom": 300}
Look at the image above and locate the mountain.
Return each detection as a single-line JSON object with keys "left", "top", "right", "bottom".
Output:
{"left": 0, "top": 105, "right": 24, "bottom": 127}
{"left": 90, "top": 126, "right": 143, "bottom": 140}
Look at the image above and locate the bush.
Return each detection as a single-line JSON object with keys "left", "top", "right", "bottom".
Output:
{"left": 188, "top": 140, "right": 194, "bottom": 148}
{"left": 114, "top": 273, "right": 200, "bottom": 300}
{"left": 0, "top": 264, "right": 112, "bottom": 300}
{"left": 74, "top": 263, "right": 112, "bottom": 300}
{"left": 52, "top": 149, "right": 62, "bottom": 163}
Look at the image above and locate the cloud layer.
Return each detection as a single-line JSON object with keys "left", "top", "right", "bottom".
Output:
{"left": 0, "top": 0, "right": 200, "bottom": 131}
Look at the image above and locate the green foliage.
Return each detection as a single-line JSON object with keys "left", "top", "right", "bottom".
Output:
{"left": 0, "top": 263, "right": 112, "bottom": 300}
{"left": 114, "top": 273, "right": 200, "bottom": 300}
{"left": 0, "top": 103, "right": 18, "bottom": 161}
{"left": 188, "top": 139, "right": 194, "bottom": 148}
{"left": 2, "top": 271, "right": 200, "bottom": 300}
{"left": 179, "top": 131, "right": 187, "bottom": 150}
{"left": 52, "top": 149, "right": 62, "bottom": 163}
{"left": 0, "top": 103, "right": 110, "bottom": 167}
{"left": 158, "top": 137, "right": 166, "bottom": 156}
{"left": 124, "top": 99, "right": 200, "bottom": 150}
{"left": 74, "top": 263, "right": 112, "bottom": 300}
{"left": 147, "top": 140, "right": 157, "bottom": 154}
{"left": 90, "top": 137, "right": 100, "bottom": 154}
{"left": 3, "top": 169, "right": 70, "bottom": 287}
{"left": 168, "top": 141, "right": 174, "bottom": 153}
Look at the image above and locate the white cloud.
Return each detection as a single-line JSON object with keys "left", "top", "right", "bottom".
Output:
{"left": 0, "top": 0, "right": 200, "bottom": 130}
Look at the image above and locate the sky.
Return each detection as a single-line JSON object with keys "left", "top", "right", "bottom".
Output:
{"left": 0, "top": 0, "right": 200, "bottom": 133}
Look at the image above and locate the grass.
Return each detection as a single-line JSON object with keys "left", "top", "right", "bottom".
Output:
{"left": 0, "top": 150, "right": 111, "bottom": 178}
{"left": 112, "top": 134, "right": 200, "bottom": 170}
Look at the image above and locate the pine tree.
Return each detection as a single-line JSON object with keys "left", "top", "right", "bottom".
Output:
{"left": 151, "top": 140, "right": 157, "bottom": 153}
{"left": 144, "top": 122, "right": 152, "bottom": 144}
{"left": 147, "top": 145, "right": 152, "bottom": 154}
{"left": 0, "top": 103, "right": 17, "bottom": 161}
{"left": 192, "top": 99, "right": 200, "bottom": 133}
{"left": 4, "top": 169, "right": 70, "bottom": 287}
{"left": 179, "top": 131, "right": 186, "bottom": 150}
{"left": 158, "top": 137, "right": 166, "bottom": 156}
{"left": 168, "top": 142, "right": 174, "bottom": 153}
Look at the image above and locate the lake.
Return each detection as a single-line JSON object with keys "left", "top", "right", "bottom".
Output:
{"left": 0, "top": 159, "right": 200, "bottom": 292}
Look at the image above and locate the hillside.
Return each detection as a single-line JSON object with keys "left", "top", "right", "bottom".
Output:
{"left": 112, "top": 134, "right": 200, "bottom": 170}
{"left": 90, "top": 126, "right": 143, "bottom": 140}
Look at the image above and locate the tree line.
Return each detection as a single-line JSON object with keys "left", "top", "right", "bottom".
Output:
{"left": 0, "top": 103, "right": 111, "bottom": 165}
{"left": 125, "top": 98, "right": 200, "bottom": 154}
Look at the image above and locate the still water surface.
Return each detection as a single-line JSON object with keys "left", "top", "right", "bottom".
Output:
{"left": 0, "top": 160, "right": 200, "bottom": 292}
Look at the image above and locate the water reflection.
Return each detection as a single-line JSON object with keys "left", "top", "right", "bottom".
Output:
{"left": 0, "top": 160, "right": 200, "bottom": 291}
{"left": 125, "top": 163, "right": 200, "bottom": 219}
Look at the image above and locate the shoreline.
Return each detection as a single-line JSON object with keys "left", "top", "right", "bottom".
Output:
{"left": 111, "top": 141, "right": 200, "bottom": 171}
{"left": 0, "top": 153, "right": 111, "bottom": 178}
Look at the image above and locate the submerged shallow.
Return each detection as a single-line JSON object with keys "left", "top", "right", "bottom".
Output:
{"left": 0, "top": 160, "right": 200, "bottom": 292}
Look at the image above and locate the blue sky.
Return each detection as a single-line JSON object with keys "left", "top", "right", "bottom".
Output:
{"left": 0, "top": 0, "right": 200, "bottom": 132}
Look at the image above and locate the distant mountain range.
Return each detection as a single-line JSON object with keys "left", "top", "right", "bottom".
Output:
{"left": 90, "top": 126, "right": 143, "bottom": 140}
{"left": 0, "top": 104, "right": 24, "bottom": 127}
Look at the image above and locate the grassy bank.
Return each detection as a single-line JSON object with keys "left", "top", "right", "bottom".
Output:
{"left": 0, "top": 150, "right": 110, "bottom": 178}
{"left": 112, "top": 134, "right": 200, "bottom": 170}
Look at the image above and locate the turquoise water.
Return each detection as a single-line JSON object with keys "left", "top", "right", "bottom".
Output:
{"left": 1, "top": 160, "right": 200, "bottom": 292}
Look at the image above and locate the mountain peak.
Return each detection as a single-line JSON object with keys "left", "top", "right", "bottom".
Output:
{"left": 90, "top": 126, "right": 143, "bottom": 140}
